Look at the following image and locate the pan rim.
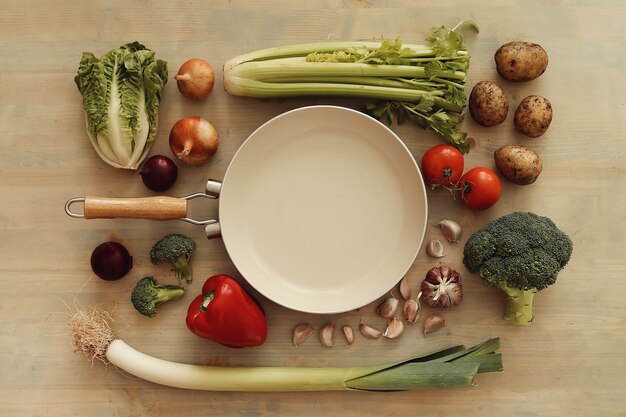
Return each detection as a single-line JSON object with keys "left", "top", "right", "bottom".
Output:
{"left": 219, "top": 105, "right": 428, "bottom": 314}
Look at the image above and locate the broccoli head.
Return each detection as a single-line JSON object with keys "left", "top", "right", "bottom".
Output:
{"left": 463, "top": 212, "right": 573, "bottom": 325}
{"left": 149, "top": 234, "right": 197, "bottom": 283}
{"left": 131, "top": 276, "right": 185, "bottom": 318}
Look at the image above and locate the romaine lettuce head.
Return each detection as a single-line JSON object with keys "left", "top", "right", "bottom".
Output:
{"left": 74, "top": 42, "right": 168, "bottom": 170}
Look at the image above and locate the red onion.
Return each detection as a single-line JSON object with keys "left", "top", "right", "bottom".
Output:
{"left": 90, "top": 242, "right": 133, "bottom": 281}
{"left": 139, "top": 155, "right": 178, "bottom": 192}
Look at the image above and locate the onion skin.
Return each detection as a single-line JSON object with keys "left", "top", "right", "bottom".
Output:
{"left": 175, "top": 59, "right": 215, "bottom": 101}
{"left": 169, "top": 117, "right": 219, "bottom": 165}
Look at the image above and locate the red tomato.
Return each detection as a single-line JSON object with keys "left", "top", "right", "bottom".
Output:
{"left": 421, "top": 145, "right": 465, "bottom": 187}
{"left": 458, "top": 167, "right": 502, "bottom": 210}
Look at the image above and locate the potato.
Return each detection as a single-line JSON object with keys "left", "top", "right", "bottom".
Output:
{"left": 494, "top": 41, "right": 548, "bottom": 82}
{"left": 469, "top": 81, "right": 509, "bottom": 127}
{"left": 494, "top": 145, "right": 543, "bottom": 185}
{"left": 514, "top": 95, "right": 553, "bottom": 138}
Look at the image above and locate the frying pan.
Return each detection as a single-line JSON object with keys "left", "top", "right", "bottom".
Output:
{"left": 66, "top": 106, "right": 428, "bottom": 313}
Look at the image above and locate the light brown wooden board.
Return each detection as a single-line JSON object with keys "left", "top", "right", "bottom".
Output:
{"left": 1, "top": 1, "right": 624, "bottom": 416}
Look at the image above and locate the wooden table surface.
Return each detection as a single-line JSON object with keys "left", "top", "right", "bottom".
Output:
{"left": 1, "top": 1, "right": 625, "bottom": 416}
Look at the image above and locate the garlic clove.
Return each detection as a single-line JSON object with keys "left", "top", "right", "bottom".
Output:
{"left": 383, "top": 317, "right": 404, "bottom": 339}
{"left": 423, "top": 315, "right": 446, "bottom": 336}
{"left": 399, "top": 276, "right": 412, "bottom": 300}
{"left": 319, "top": 323, "right": 335, "bottom": 347}
{"left": 434, "top": 219, "right": 462, "bottom": 243}
{"left": 292, "top": 323, "right": 314, "bottom": 347}
{"left": 426, "top": 239, "right": 447, "bottom": 258}
{"left": 359, "top": 322, "right": 381, "bottom": 339}
{"left": 342, "top": 325, "right": 355, "bottom": 345}
{"left": 376, "top": 296, "right": 399, "bottom": 318}
{"left": 403, "top": 298, "right": 421, "bottom": 324}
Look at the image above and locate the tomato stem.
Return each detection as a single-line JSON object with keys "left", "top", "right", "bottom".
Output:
{"left": 427, "top": 178, "right": 464, "bottom": 199}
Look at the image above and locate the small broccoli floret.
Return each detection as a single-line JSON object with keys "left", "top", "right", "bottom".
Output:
{"left": 463, "top": 212, "right": 573, "bottom": 325}
{"left": 149, "top": 234, "right": 197, "bottom": 283}
{"left": 131, "top": 276, "right": 185, "bottom": 318}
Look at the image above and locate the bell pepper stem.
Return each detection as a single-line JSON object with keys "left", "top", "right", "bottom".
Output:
{"left": 200, "top": 290, "right": 215, "bottom": 312}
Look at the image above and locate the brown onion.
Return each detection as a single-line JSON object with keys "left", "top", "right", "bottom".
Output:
{"left": 420, "top": 265, "right": 463, "bottom": 309}
{"left": 169, "top": 116, "right": 219, "bottom": 165}
{"left": 174, "top": 59, "right": 215, "bottom": 100}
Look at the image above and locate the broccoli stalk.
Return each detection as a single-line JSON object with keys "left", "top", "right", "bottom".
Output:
{"left": 501, "top": 284, "right": 537, "bottom": 325}
{"left": 149, "top": 234, "right": 197, "bottom": 284}
{"left": 171, "top": 253, "right": 193, "bottom": 283}
{"left": 463, "top": 212, "right": 573, "bottom": 325}
{"left": 131, "top": 276, "right": 185, "bottom": 318}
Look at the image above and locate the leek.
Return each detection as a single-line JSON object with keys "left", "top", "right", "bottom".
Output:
{"left": 224, "top": 20, "right": 479, "bottom": 153}
{"left": 70, "top": 304, "right": 502, "bottom": 392}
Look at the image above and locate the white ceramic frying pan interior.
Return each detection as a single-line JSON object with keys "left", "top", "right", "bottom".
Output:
{"left": 218, "top": 106, "right": 427, "bottom": 313}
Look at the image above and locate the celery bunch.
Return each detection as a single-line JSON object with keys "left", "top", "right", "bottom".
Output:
{"left": 224, "top": 20, "right": 478, "bottom": 152}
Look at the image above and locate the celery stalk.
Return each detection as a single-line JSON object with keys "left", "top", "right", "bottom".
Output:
{"left": 228, "top": 58, "right": 466, "bottom": 82}
{"left": 224, "top": 41, "right": 436, "bottom": 70}
{"left": 268, "top": 76, "right": 446, "bottom": 92}
{"left": 223, "top": 20, "right": 479, "bottom": 152}
{"left": 226, "top": 76, "right": 444, "bottom": 103}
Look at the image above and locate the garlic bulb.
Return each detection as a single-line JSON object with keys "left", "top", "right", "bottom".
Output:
{"left": 420, "top": 265, "right": 463, "bottom": 309}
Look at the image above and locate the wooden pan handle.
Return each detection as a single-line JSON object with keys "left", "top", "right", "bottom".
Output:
{"left": 83, "top": 196, "right": 188, "bottom": 221}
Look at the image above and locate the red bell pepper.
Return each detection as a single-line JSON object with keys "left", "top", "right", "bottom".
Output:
{"left": 186, "top": 274, "right": 267, "bottom": 348}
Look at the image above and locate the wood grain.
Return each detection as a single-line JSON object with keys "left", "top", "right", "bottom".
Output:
{"left": 1, "top": 1, "right": 625, "bottom": 416}
{"left": 83, "top": 196, "right": 188, "bottom": 220}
